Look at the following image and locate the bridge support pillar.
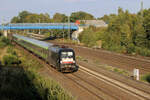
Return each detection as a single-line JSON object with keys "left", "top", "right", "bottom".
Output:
{"left": 4, "top": 30, "right": 8, "bottom": 37}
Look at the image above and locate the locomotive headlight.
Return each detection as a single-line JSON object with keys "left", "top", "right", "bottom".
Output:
{"left": 60, "top": 61, "right": 62, "bottom": 63}
{"left": 68, "top": 52, "right": 73, "bottom": 56}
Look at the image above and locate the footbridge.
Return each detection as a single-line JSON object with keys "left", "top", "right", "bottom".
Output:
{"left": 0, "top": 23, "right": 79, "bottom": 30}
{"left": 0, "top": 23, "right": 83, "bottom": 40}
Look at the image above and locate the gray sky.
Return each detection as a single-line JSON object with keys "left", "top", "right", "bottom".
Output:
{"left": 0, "top": 0, "right": 150, "bottom": 23}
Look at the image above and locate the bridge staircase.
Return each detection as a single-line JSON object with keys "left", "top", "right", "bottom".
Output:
{"left": 72, "top": 27, "right": 84, "bottom": 42}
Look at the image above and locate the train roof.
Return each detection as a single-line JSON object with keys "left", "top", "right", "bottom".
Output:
{"left": 48, "top": 45, "right": 74, "bottom": 53}
{"left": 13, "top": 34, "right": 53, "bottom": 49}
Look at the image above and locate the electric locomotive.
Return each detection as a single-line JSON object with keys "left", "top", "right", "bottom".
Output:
{"left": 13, "top": 34, "right": 78, "bottom": 72}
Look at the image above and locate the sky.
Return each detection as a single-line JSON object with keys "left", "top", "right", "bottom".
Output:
{"left": 0, "top": 0, "right": 150, "bottom": 23}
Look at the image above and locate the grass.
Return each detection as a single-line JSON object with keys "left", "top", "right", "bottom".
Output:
{"left": 0, "top": 36, "right": 11, "bottom": 48}
{"left": 113, "top": 68, "right": 129, "bottom": 76}
{"left": 77, "top": 55, "right": 131, "bottom": 77}
{"left": 58, "top": 39, "right": 79, "bottom": 45}
{"left": 0, "top": 36, "right": 11, "bottom": 60}
{"left": 92, "top": 58, "right": 131, "bottom": 77}
{"left": 0, "top": 47, "right": 9, "bottom": 63}
{"left": 76, "top": 56, "right": 88, "bottom": 62}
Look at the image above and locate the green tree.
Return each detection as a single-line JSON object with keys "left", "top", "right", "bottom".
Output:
{"left": 25, "top": 14, "right": 39, "bottom": 23}
{"left": 53, "top": 13, "right": 67, "bottom": 22}
{"left": 39, "top": 13, "right": 51, "bottom": 23}
{"left": 70, "top": 11, "right": 95, "bottom": 22}
{"left": 11, "top": 11, "right": 51, "bottom": 23}
{"left": 11, "top": 16, "right": 20, "bottom": 23}
{"left": 98, "top": 14, "right": 116, "bottom": 24}
{"left": 143, "top": 9, "right": 150, "bottom": 48}
{"left": 18, "top": 11, "right": 31, "bottom": 22}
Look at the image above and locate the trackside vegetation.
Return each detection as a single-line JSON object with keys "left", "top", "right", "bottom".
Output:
{"left": 0, "top": 37, "right": 75, "bottom": 100}
{"left": 141, "top": 74, "right": 150, "bottom": 83}
{"left": 0, "top": 36, "right": 11, "bottom": 48}
{"left": 79, "top": 8, "right": 150, "bottom": 57}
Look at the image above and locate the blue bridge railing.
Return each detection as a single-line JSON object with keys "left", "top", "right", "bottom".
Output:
{"left": 0, "top": 23, "right": 79, "bottom": 30}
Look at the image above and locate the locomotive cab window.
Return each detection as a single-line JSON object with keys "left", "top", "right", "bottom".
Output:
{"left": 61, "top": 52, "right": 73, "bottom": 58}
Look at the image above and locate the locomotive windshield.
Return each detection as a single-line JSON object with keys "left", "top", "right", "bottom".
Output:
{"left": 61, "top": 52, "right": 73, "bottom": 58}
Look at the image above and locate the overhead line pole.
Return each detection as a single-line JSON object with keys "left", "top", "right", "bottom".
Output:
{"left": 2, "top": 17, "right": 3, "bottom": 31}
{"left": 68, "top": 16, "right": 70, "bottom": 40}
{"left": 39, "top": 19, "right": 41, "bottom": 34}
{"left": 1, "top": 17, "right": 4, "bottom": 35}
{"left": 140, "top": 0, "right": 144, "bottom": 23}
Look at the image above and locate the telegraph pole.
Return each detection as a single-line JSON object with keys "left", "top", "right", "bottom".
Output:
{"left": 140, "top": 0, "right": 144, "bottom": 22}
{"left": 39, "top": 19, "right": 41, "bottom": 34}
{"left": 1, "top": 17, "right": 4, "bottom": 35}
{"left": 68, "top": 16, "right": 70, "bottom": 40}
{"left": 2, "top": 17, "right": 3, "bottom": 31}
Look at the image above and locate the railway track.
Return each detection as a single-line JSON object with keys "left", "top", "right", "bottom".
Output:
{"left": 47, "top": 41, "right": 150, "bottom": 74}
{"left": 16, "top": 44, "right": 150, "bottom": 100}
{"left": 66, "top": 71, "right": 119, "bottom": 100}
{"left": 72, "top": 45, "right": 150, "bottom": 74}
{"left": 77, "top": 65, "right": 150, "bottom": 100}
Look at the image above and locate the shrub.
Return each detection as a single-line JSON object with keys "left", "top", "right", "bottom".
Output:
{"left": 0, "top": 36, "right": 11, "bottom": 45}
{"left": 0, "top": 67, "right": 41, "bottom": 100}
{"left": 105, "top": 44, "right": 126, "bottom": 53}
{"left": 27, "top": 72, "right": 74, "bottom": 100}
{"left": 79, "top": 27, "right": 106, "bottom": 47}
{"left": 2, "top": 55, "right": 20, "bottom": 66}
{"left": 0, "top": 36, "right": 11, "bottom": 48}
{"left": 126, "top": 43, "right": 135, "bottom": 54}
{"left": 141, "top": 74, "right": 150, "bottom": 83}
{"left": 135, "top": 47, "right": 150, "bottom": 57}
{"left": 7, "top": 46, "right": 17, "bottom": 56}
{"left": 0, "top": 42, "right": 6, "bottom": 48}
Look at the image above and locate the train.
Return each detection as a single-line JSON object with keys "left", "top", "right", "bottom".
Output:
{"left": 12, "top": 34, "right": 78, "bottom": 72}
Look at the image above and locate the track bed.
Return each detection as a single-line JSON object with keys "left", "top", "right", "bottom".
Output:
{"left": 16, "top": 43, "right": 150, "bottom": 100}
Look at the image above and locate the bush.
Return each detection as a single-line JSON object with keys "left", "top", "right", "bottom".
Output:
{"left": 141, "top": 74, "right": 150, "bottom": 83}
{"left": 7, "top": 46, "right": 17, "bottom": 56}
{"left": 28, "top": 72, "right": 74, "bottom": 100}
{"left": 0, "top": 42, "right": 6, "bottom": 48}
{"left": 2, "top": 55, "right": 20, "bottom": 66}
{"left": 0, "top": 67, "right": 41, "bottom": 100}
{"left": 0, "top": 36, "right": 11, "bottom": 48}
{"left": 135, "top": 47, "right": 150, "bottom": 57}
{"left": 79, "top": 27, "right": 106, "bottom": 47}
{"left": 126, "top": 43, "right": 135, "bottom": 54}
{"left": 104, "top": 44, "right": 126, "bottom": 53}
{"left": 0, "top": 36, "right": 11, "bottom": 45}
